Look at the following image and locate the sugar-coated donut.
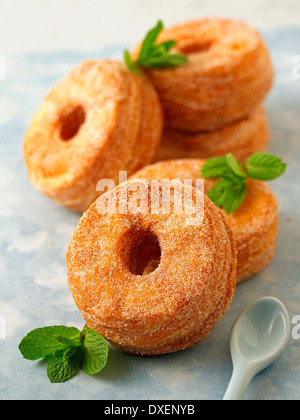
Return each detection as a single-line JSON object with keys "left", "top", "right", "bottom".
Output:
{"left": 67, "top": 179, "right": 237, "bottom": 355}
{"left": 132, "top": 18, "right": 274, "bottom": 132}
{"left": 130, "top": 159, "right": 278, "bottom": 283}
{"left": 155, "top": 106, "right": 270, "bottom": 163}
{"left": 23, "top": 59, "right": 163, "bottom": 211}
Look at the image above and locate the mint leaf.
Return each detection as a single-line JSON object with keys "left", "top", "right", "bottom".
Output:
{"left": 222, "top": 181, "right": 247, "bottom": 215}
{"left": 206, "top": 178, "right": 230, "bottom": 208}
{"left": 201, "top": 154, "right": 245, "bottom": 181}
{"left": 246, "top": 153, "right": 287, "bottom": 181}
{"left": 47, "top": 346, "right": 83, "bottom": 383}
{"left": 207, "top": 178, "right": 247, "bottom": 215}
{"left": 53, "top": 345, "right": 77, "bottom": 359}
{"left": 123, "top": 50, "right": 141, "bottom": 74}
{"left": 80, "top": 328, "right": 108, "bottom": 375}
{"left": 54, "top": 334, "right": 82, "bottom": 348}
{"left": 139, "top": 20, "right": 164, "bottom": 60}
{"left": 226, "top": 153, "right": 247, "bottom": 179}
{"left": 201, "top": 157, "right": 228, "bottom": 179}
{"left": 19, "top": 326, "right": 80, "bottom": 360}
{"left": 138, "top": 53, "right": 187, "bottom": 68}
{"left": 150, "top": 40, "right": 176, "bottom": 56}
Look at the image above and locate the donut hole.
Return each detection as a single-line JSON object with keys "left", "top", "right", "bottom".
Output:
{"left": 121, "top": 230, "right": 161, "bottom": 276}
{"left": 59, "top": 105, "right": 86, "bottom": 141}
{"left": 177, "top": 40, "right": 213, "bottom": 55}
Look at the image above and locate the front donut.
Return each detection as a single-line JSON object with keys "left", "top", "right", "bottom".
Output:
{"left": 66, "top": 179, "right": 237, "bottom": 355}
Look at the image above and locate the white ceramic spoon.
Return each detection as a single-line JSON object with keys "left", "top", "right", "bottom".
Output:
{"left": 223, "top": 296, "right": 290, "bottom": 400}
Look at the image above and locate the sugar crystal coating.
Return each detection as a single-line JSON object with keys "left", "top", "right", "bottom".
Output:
{"left": 67, "top": 179, "right": 237, "bottom": 355}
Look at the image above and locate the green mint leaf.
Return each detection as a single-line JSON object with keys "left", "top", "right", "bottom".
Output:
{"left": 222, "top": 181, "right": 247, "bottom": 215}
{"left": 123, "top": 50, "right": 142, "bottom": 74}
{"left": 80, "top": 328, "right": 108, "bottom": 375}
{"left": 202, "top": 155, "right": 246, "bottom": 181}
{"left": 47, "top": 346, "right": 83, "bottom": 383}
{"left": 53, "top": 345, "right": 77, "bottom": 360}
{"left": 157, "top": 53, "right": 188, "bottom": 67}
{"left": 207, "top": 178, "right": 247, "bottom": 215}
{"left": 139, "top": 20, "right": 164, "bottom": 60}
{"left": 54, "top": 334, "right": 82, "bottom": 348}
{"left": 206, "top": 178, "right": 230, "bottom": 208}
{"left": 201, "top": 157, "right": 228, "bottom": 179}
{"left": 138, "top": 53, "right": 188, "bottom": 68}
{"left": 150, "top": 40, "right": 176, "bottom": 56}
{"left": 246, "top": 153, "right": 287, "bottom": 181}
{"left": 19, "top": 326, "right": 80, "bottom": 361}
{"left": 226, "top": 153, "right": 247, "bottom": 179}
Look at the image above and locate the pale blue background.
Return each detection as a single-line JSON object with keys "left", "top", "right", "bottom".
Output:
{"left": 0, "top": 26, "right": 300, "bottom": 400}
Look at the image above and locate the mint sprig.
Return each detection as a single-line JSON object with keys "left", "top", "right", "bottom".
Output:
{"left": 246, "top": 153, "right": 287, "bottom": 180}
{"left": 19, "top": 325, "right": 108, "bottom": 383}
{"left": 124, "top": 20, "right": 188, "bottom": 74}
{"left": 207, "top": 177, "right": 247, "bottom": 215}
{"left": 202, "top": 152, "right": 286, "bottom": 215}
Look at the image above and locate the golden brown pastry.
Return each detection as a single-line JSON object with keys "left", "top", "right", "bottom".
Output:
{"left": 23, "top": 59, "right": 163, "bottom": 211}
{"left": 132, "top": 18, "right": 274, "bottom": 132}
{"left": 67, "top": 179, "right": 237, "bottom": 355}
{"left": 155, "top": 106, "right": 270, "bottom": 162}
{"left": 130, "top": 159, "right": 278, "bottom": 283}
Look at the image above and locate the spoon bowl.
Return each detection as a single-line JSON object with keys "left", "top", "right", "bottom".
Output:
{"left": 223, "top": 296, "right": 290, "bottom": 400}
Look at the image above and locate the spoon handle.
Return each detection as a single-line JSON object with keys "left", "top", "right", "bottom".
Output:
{"left": 223, "top": 364, "right": 254, "bottom": 400}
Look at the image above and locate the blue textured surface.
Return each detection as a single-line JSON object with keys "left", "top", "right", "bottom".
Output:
{"left": 0, "top": 28, "right": 300, "bottom": 400}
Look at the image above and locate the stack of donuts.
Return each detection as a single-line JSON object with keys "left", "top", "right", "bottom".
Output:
{"left": 132, "top": 18, "right": 274, "bottom": 162}
{"left": 23, "top": 18, "right": 274, "bottom": 211}
{"left": 23, "top": 18, "right": 279, "bottom": 356}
